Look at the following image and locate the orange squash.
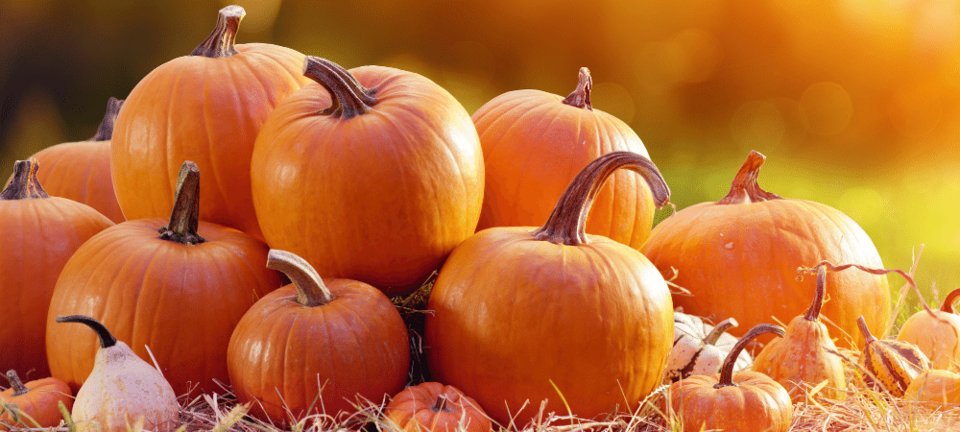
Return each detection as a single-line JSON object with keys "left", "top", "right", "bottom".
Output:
{"left": 897, "top": 288, "right": 960, "bottom": 371}
{"left": 472, "top": 67, "right": 657, "bottom": 249}
{"left": 0, "top": 370, "right": 72, "bottom": 431}
{"left": 385, "top": 383, "right": 492, "bottom": 432}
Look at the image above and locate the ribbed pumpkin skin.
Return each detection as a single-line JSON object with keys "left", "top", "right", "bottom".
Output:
{"left": 251, "top": 65, "right": 484, "bottom": 294}
{"left": 32, "top": 141, "right": 124, "bottom": 223}
{"left": 668, "top": 371, "right": 793, "bottom": 432}
{"left": 905, "top": 370, "right": 960, "bottom": 405}
{"left": 472, "top": 90, "right": 654, "bottom": 249}
{"left": 0, "top": 375, "right": 73, "bottom": 431}
{"left": 111, "top": 43, "right": 308, "bottom": 240}
{"left": 897, "top": 292, "right": 960, "bottom": 371}
{"left": 0, "top": 198, "right": 112, "bottom": 378}
{"left": 227, "top": 281, "right": 409, "bottom": 424}
{"left": 45, "top": 219, "right": 281, "bottom": 396}
{"left": 425, "top": 228, "right": 673, "bottom": 426}
{"left": 385, "top": 382, "right": 492, "bottom": 432}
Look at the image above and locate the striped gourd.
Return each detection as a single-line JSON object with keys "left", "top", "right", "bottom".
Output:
{"left": 857, "top": 315, "right": 930, "bottom": 397}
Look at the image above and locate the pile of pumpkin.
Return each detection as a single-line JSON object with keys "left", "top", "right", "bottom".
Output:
{"left": 2, "top": 5, "right": 960, "bottom": 432}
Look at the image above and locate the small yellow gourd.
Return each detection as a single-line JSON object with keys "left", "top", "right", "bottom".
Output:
{"left": 55, "top": 315, "right": 179, "bottom": 432}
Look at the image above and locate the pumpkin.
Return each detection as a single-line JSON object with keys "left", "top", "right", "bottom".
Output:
{"left": 46, "top": 161, "right": 281, "bottom": 396}
{"left": 857, "top": 315, "right": 930, "bottom": 397}
{"left": 227, "top": 250, "right": 410, "bottom": 425}
{"left": 28, "top": 97, "right": 125, "bottom": 222}
{"left": 425, "top": 151, "right": 672, "bottom": 426}
{"left": 664, "top": 314, "right": 751, "bottom": 383}
{"left": 904, "top": 369, "right": 960, "bottom": 406}
{"left": 111, "top": 5, "right": 309, "bottom": 240}
{"left": 472, "top": 67, "right": 657, "bottom": 249}
{"left": 0, "top": 370, "right": 72, "bottom": 431}
{"left": 751, "top": 265, "right": 847, "bottom": 402}
{"left": 250, "top": 56, "right": 484, "bottom": 294}
{"left": 384, "top": 382, "right": 492, "bottom": 432}
{"left": 641, "top": 150, "right": 890, "bottom": 348}
{"left": 897, "top": 287, "right": 960, "bottom": 371}
{"left": 666, "top": 324, "right": 791, "bottom": 432}
{"left": 55, "top": 315, "right": 178, "bottom": 432}
{"left": 0, "top": 159, "right": 113, "bottom": 378}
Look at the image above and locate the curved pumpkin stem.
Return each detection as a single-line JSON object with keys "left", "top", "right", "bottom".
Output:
{"left": 159, "top": 161, "right": 205, "bottom": 245}
{"left": 266, "top": 250, "right": 333, "bottom": 307}
{"left": 941, "top": 288, "right": 960, "bottom": 314}
{"left": 5, "top": 370, "right": 29, "bottom": 397}
{"left": 716, "top": 323, "right": 785, "bottom": 388}
{"left": 302, "top": 56, "right": 377, "bottom": 119}
{"left": 55, "top": 315, "right": 118, "bottom": 349}
{"left": 532, "top": 152, "right": 670, "bottom": 246}
{"left": 856, "top": 316, "right": 877, "bottom": 345}
{"left": 191, "top": 5, "right": 244, "bottom": 58}
{"left": 561, "top": 67, "right": 593, "bottom": 110}
{"left": 717, "top": 151, "right": 783, "bottom": 205}
{"left": 1, "top": 159, "right": 49, "bottom": 200}
{"left": 90, "top": 97, "right": 124, "bottom": 142}
{"left": 803, "top": 266, "right": 828, "bottom": 322}
{"left": 702, "top": 318, "right": 738, "bottom": 346}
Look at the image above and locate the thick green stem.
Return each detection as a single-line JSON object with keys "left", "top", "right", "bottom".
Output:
{"left": 561, "top": 67, "right": 593, "bottom": 110}
{"left": 1, "top": 159, "right": 48, "bottom": 200}
{"left": 302, "top": 56, "right": 377, "bottom": 119}
{"left": 159, "top": 161, "right": 205, "bottom": 245}
{"left": 191, "top": 5, "right": 245, "bottom": 58}
{"left": 266, "top": 250, "right": 333, "bottom": 306}
{"left": 532, "top": 152, "right": 670, "bottom": 246}
{"left": 5, "top": 370, "right": 28, "bottom": 397}
{"left": 55, "top": 315, "right": 117, "bottom": 349}
{"left": 90, "top": 97, "right": 124, "bottom": 141}
{"left": 717, "top": 150, "right": 783, "bottom": 205}
{"left": 715, "top": 324, "right": 785, "bottom": 388}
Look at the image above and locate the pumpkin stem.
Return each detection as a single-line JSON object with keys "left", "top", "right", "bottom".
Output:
{"left": 90, "top": 97, "right": 124, "bottom": 142}
{"left": 266, "top": 250, "right": 333, "bottom": 307}
{"left": 702, "top": 318, "right": 738, "bottom": 346}
{"left": 159, "top": 161, "right": 205, "bottom": 245}
{"left": 561, "top": 67, "right": 593, "bottom": 110}
{"left": 1, "top": 159, "right": 49, "bottom": 200}
{"left": 940, "top": 288, "right": 960, "bottom": 314}
{"left": 715, "top": 323, "right": 785, "bottom": 388}
{"left": 432, "top": 395, "right": 454, "bottom": 413}
{"left": 302, "top": 56, "right": 377, "bottom": 119}
{"left": 55, "top": 315, "right": 118, "bottom": 349}
{"left": 5, "top": 370, "right": 28, "bottom": 397}
{"left": 717, "top": 150, "right": 783, "bottom": 205}
{"left": 803, "top": 266, "right": 828, "bottom": 321}
{"left": 857, "top": 316, "right": 877, "bottom": 344}
{"left": 191, "top": 5, "right": 245, "bottom": 58}
{"left": 532, "top": 151, "right": 670, "bottom": 246}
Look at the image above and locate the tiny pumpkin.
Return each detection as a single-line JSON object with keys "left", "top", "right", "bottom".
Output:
{"left": 385, "top": 383, "right": 492, "bottom": 432}
{"left": 897, "top": 288, "right": 960, "bottom": 371}
{"left": 0, "top": 370, "right": 72, "bottom": 431}
{"left": 664, "top": 314, "right": 750, "bottom": 383}
{"left": 666, "top": 324, "right": 792, "bottom": 432}
{"left": 904, "top": 369, "right": 960, "bottom": 406}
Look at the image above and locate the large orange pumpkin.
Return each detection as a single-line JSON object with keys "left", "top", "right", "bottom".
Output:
{"left": 472, "top": 67, "right": 657, "bottom": 249}
{"left": 111, "top": 5, "right": 309, "bottom": 240}
{"left": 641, "top": 150, "right": 890, "bottom": 348}
{"left": 425, "top": 152, "right": 672, "bottom": 426}
{"left": 46, "top": 162, "right": 281, "bottom": 396}
{"left": 251, "top": 56, "right": 484, "bottom": 294}
{"left": 26, "top": 97, "right": 125, "bottom": 223}
{"left": 0, "top": 160, "right": 113, "bottom": 378}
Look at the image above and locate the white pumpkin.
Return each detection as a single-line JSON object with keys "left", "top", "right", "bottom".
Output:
{"left": 663, "top": 311, "right": 753, "bottom": 383}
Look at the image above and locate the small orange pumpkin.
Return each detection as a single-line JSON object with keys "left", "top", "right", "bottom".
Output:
{"left": 897, "top": 288, "right": 960, "bottom": 371}
{"left": 905, "top": 369, "right": 960, "bottom": 406}
{"left": 385, "top": 383, "right": 492, "bottom": 432}
{"left": 0, "top": 370, "right": 72, "bottom": 431}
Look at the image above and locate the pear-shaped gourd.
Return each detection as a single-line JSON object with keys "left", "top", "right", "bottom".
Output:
{"left": 55, "top": 315, "right": 179, "bottom": 432}
{"left": 857, "top": 315, "right": 930, "bottom": 397}
{"left": 751, "top": 266, "right": 846, "bottom": 402}
{"left": 664, "top": 313, "right": 748, "bottom": 383}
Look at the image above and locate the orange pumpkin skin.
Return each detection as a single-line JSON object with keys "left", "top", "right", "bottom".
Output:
{"left": 472, "top": 68, "right": 655, "bottom": 248}
{"left": 905, "top": 370, "right": 960, "bottom": 406}
{"left": 0, "top": 371, "right": 73, "bottom": 431}
{"left": 111, "top": 7, "right": 308, "bottom": 240}
{"left": 251, "top": 58, "right": 483, "bottom": 294}
{"left": 641, "top": 151, "right": 890, "bottom": 349}
{"left": 897, "top": 288, "right": 960, "bottom": 371}
{"left": 385, "top": 383, "right": 492, "bottom": 432}
{"left": 0, "top": 160, "right": 114, "bottom": 378}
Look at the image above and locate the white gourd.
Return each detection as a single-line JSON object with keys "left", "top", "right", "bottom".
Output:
{"left": 664, "top": 311, "right": 753, "bottom": 383}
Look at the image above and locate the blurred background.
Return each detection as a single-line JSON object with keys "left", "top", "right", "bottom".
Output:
{"left": 1, "top": 0, "right": 957, "bottom": 324}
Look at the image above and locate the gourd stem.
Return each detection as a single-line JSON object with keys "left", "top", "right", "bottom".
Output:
{"left": 561, "top": 67, "right": 593, "bottom": 110}
{"left": 55, "top": 315, "right": 118, "bottom": 349}
{"left": 532, "top": 152, "right": 670, "bottom": 246}
{"left": 0, "top": 159, "right": 49, "bottom": 200}
{"left": 941, "top": 288, "right": 960, "bottom": 314}
{"left": 90, "top": 97, "right": 124, "bottom": 141}
{"left": 804, "top": 267, "right": 827, "bottom": 321}
{"left": 857, "top": 316, "right": 877, "bottom": 344}
{"left": 159, "top": 161, "right": 205, "bottom": 245}
{"left": 717, "top": 150, "right": 783, "bottom": 205}
{"left": 191, "top": 5, "right": 245, "bottom": 58}
{"left": 702, "top": 318, "right": 738, "bottom": 346}
{"left": 433, "top": 395, "right": 450, "bottom": 413}
{"left": 5, "top": 370, "right": 29, "bottom": 397}
{"left": 266, "top": 250, "right": 333, "bottom": 307}
{"left": 715, "top": 323, "right": 785, "bottom": 388}
{"left": 809, "top": 260, "right": 935, "bottom": 320}
{"left": 302, "top": 56, "right": 377, "bottom": 119}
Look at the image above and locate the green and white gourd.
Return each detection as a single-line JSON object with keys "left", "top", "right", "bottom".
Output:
{"left": 664, "top": 312, "right": 753, "bottom": 383}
